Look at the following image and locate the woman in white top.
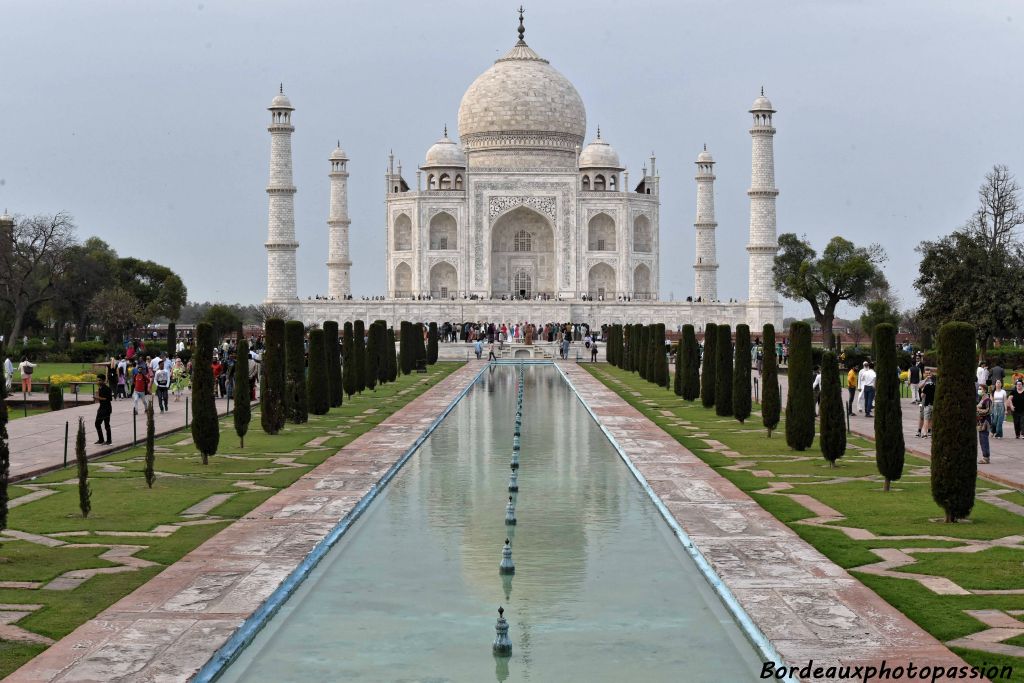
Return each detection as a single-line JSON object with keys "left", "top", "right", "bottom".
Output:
{"left": 18, "top": 356, "right": 37, "bottom": 393}
{"left": 992, "top": 379, "right": 1007, "bottom": 438}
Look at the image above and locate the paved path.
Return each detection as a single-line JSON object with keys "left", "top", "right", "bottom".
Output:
{"left": 6, "top": 363, "right": 481, "bottom": 683}
{"left": 7, "top": 391, "right": 243, "bottom": 481}
{"left": 564, "top": 363, "right": 969, "bottom": 676}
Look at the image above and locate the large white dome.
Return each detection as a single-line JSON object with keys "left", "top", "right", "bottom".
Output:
{"left": 457, "top": 32, "right": 586, "bottom": 168}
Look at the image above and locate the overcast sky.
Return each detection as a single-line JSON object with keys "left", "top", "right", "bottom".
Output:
{"left": 2, "top": 0, "right": 1021, "bottom": 318}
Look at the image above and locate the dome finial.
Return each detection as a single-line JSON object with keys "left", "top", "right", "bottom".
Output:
{"left": 279, "top": 82, "right": 284, "bottom": 94}
{"left": 596, "top": 125, "right": 601, "bottom": 140}
{"left": 703, "top": 143, "right": 707, "bottom": 151}
{"left": 517, "top": 6, "right": 526, "bottom": 44}
{"left": 443, "top": 123, "right": 448, "bottom": 138}
{"left": 761, "top": 85, "right": 764, "bottom": 96}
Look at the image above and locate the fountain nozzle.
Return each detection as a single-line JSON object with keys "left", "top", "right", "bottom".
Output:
{"left": 493, "top": 606, "right": 512, "bottom": 656}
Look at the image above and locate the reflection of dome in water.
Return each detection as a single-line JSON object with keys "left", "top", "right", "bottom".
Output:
{"left": 409, "top": 367, "right": 626, "bottom": 605}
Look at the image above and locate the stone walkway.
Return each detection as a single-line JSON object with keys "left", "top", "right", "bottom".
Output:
{"left": 564, "top": 363, "right": 970, "bottom": 676}
{"left": 5, "top": 364, "right": 480, "bottom": 682}
{"left": 7, "top": 391, "right": 246, "bottom": 481}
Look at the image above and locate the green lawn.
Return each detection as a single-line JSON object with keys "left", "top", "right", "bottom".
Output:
{"left": 0, "top": 362, "right": 461, "bottom": 678}
{"left": 7, "top": 362, "right": 101, "bottom": 382}
{"left": 585, "top": 363, "right": 1024, "bottom": 682}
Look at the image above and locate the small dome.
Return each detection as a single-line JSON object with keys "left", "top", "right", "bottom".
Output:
{"left": 270, "top": 85, "right": 294, "bottom": 110}
{"left": 579, "top": 132, "right": 622, "bottom": 169}
{"left": 330, "top": 143, "right": 348, "bottom": 161}
{"left": 423, "top": 132, "right": 466, "bottom": 168}
{"left": 697, "top": 147, "right": 713, "bottom": 163}
{"left": 750, "top": 93, "right": 775, "bottom": 112}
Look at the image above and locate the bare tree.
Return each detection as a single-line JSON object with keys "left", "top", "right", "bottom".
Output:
{"left": 254, "top": 302, "right": 291, "bottom": 325}
{"left": 970, "top": 164, "right": 1024, "bottom": 256}
{"left": 0, "top": 212, "right": 76, "bottom": 344}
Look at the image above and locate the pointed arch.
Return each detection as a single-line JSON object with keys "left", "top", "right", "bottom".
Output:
{"left": 587, "top": 212, "right": 616, "bottom": 251}
{"left": 429, "top": 261, "right": 458, "bottom": 298}
{"left": 588, "top": 262, "right": 616, "bottom": 299}
{"left": 633, "top": 214, "right": 652, "bottom": 252}
{"left": 393, "top": 213, "right": 412, "bottom": 251}
{"left": 633, "top": 263, "right": 651, "bottom": 298}
{"left": 393, "top": 262, "right": 412, "bottom": 296}
{"left": 429, "top": 211, "right": 457, "bottom": 250}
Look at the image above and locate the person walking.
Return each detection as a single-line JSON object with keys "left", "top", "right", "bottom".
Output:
{"left": 590, "top": 341, "right": 598, "bottom": 363}
{"left": 131, "top": 362, "right": 151, "bottom": 413}
{"left": 812, "top": 366, "right": 822, "bottom": 415}
{"left": 976, "top": 361, "right": 989, "bottom": 392}
{"left": 487, "top": 341, "right": 497, "bottom": 362}
{"left": 846, "top": 365, "right": 858, "bottom": 416}
{"left": 474, "top": 339, "right": 483, "bottom": 360}
{"left": 1008, "top": 380, "right": 1024, "bottom": 439}
{"left": 17, "top": 356, "right": 36, "bottom": 393}
{"left": 560, "top": 335, "right": 570, "bottom": 361}
{"left": 855, "top": 361, "right": 869, "bottom": 414}
{"left": 154, "top": 360, "right": 171, "bottom": 413}
{"left": 3, "top": 355, "right": 12, "bottom": 393}
{"left": 94, "top": 374, "right": 113, "bottom": 445}
{"left": 862, "top": 362, "right": 877, "bottom": 417}
{"left": 992, "top": 379, "right": 1007, "bottom": 438}
{"left": 977, "top": 384, "right": 993, "bottom": 464}
{"left": 908, "top": 361, "right": 922, "bottom": 404}
{"left": 918, "top": 369, "right": 935, "bottom": 438}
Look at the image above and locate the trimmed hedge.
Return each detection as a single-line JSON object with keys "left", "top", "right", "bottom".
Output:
{"left": 701, "top": 323, "right": 717, "bottom": 408}
{"left": 233, "top": 335, "right": 251, "bottom": 446}
{"left": 343, "top": 322, "right": 357, "bottom": 398}
{"left": 874, "top": 323, "right": 905, "bottom": 491}
{"left": 260, "top": 318, "right": 285, "bottom": 435}
{"left": 284, "top": 320, "right": 308, "bottom": 424}
{"left": 785, "top": 321, "right": 815, "bottom": 451}
{"left": 733, "top": 324, "right": 751, "bottom": 423}
{"left": 191, "top": 322, "right": 220, "bottom": 463}
{"left": 427, "top": 322, "right": 438, "bottom": 365}
{"left": 931, "top": 322, "right": 977, "bottom": 522}
{"left": 715, "top": 325, "right": 733, "bottom": 417}
{"left": 307, "top": 328, "right": 330, "bottom": 415}
{"left": 324, "top": 321, "right": 343, "bottom": 408}
{"left": 761, "top": 324, "right": 781, "bottom": 437}
{"left": 819, "top": 350, "right": 846, "bottom": 467}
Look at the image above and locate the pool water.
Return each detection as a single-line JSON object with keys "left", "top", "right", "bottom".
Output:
{"left": 219, "top": 364, "right": 763, "bottom": 682}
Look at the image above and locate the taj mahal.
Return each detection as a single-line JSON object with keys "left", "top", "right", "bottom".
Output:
{"left": 268, "top": 11, "right": 783, "bottom": 331}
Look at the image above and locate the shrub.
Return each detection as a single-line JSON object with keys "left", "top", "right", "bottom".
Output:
{"left": 374, "top": 321, "right": 389, "bottom": 386}
{"left": 233, "top": 335, "right": 251, "bottom": 446}
{"left": 415, "top": 323, "right": 427, "bottom": 368}
{"left": 655, "top": 324, "right": 670, "bottom": 388}
{"left": 931, "top": 322, "right": 977, "bottom": 522}
{"left": 284, "top": 320, "right": 308, "bottom": 423}
{"left": 680, "top": 325, "right": 700, "bottom": 401}
{"left": 819, "top": 351, "right": 846, "bottom": 467}
{"left": 873, "top": 323, "right": 905, "bottom": 491}
{"left": 76, "top": 417, "right": 90, "bottom": 518}
{"left": 353, "top": 321, "right": 367, "bottom": 394}
{"left": 701, "top": 323, "right": 717, "bottom": 408}
{"left": 761, "top": 324, "right": 781, "bottom": 437}
{"left": 260, "top": 318, "right": 285, "bottom": 435}
{"left": 343, "top": 322, "right": 358, "bottom": 397}
{"left": 715, "top": 325, "right": 733, "bottom": 416}
{"left": 48, "top": 385, "right": 64, "bottom": 411}
{"left": 733, "top": 324, "right": 751, "bottom": 423}
{"left": 306, "top": 328, "right": 330, "bottom": 415}
{"left": 785, "top": 321, "right": 815, "bottom": 451}
{"left": 145, "top": 399, "right": 156, "bottom": 487}
{"left": 323, "top": 321, "right": 343, "bottom": 407}
{"left": 386, "top": 327, "right": 398, "bottom": 382}
{"left": 364, "top": 323, "right": 379, "bottom": 392}
{"left": 674, "top": 327, "right": 684, "bottom": 396}
{"left": 191, "top": 322, "right": 220, "bottom": 463}
{"left": 428, "top": 322, "right": 439, "bottom": 365}
{"left": 398, "top": 321, "right": 413, "bottom": 376}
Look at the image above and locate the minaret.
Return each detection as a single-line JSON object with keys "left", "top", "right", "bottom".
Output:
{"left": 265, "top": 85, "right": 299, "bottom": 302}
{"left": 327, "top": 142, "right": 352, "bottom": 299}
{"left": 746, "top": 88, "right": 779, "bottom": 304}
{"left": 693, "top": 145, "right": 718, "bottom": 301}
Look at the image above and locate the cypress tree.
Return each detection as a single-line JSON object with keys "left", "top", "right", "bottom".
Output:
{"left": 638, "top": 325, "right": 648, "bottom": 380}
{"left": 145, "top": 398, "right": 156, "bottom": 487}
{"left": 399, "top": 321, "right": 413, "bottom": 375}
{"left": 700, "top": 323, "right": 717, "bottom": 408}
{"left": 324, "top": 321, "right": 343, "bottom": 407}
{"left": 656, "top": 324, "right": 670, "bottom": 388}
{"left": 233, "top": 335, "right": 251, "bottom": 446}
{"left": 761, "top": 324, "right": 781, "bottom": 437}
{"left": 76, "top": 417, "right": 90, "bottom": 518}
{"left": 614, "top": 324, "right": 623, "bottom": 367}
{"left": 819, "top": 351, "right": 846, "bottom": 467}
{"left": 647, "top": 326, "right": 658, "bottom": 382}
{"left": 307, "top": 328, "right": 330, "bottom": 414}
{"left": 0, "top": 363, "right": 8, "bottom": 535}
{"left": 374, "top": 321, "right": 389, "bottom": 385}
{"left": 353, "top": 320, "right": 367, "bottom": 393}
{"left": 284, "top": 320, "right": 308, "bottom": 423}
{"left": 931, "top": 321, "right": 977, "bottom": 522}
{"left": 733, "top": 324, "right": 752, "bottom": 423}
{"left": 785, "top": 321, "right": 815, "bottom": 451}
{"left": 622, "top": 325, "right": 631, "bottom": 371}
{"left": 192, "top": 322, "right": 220, "bottom": 463}
{"left": 674, "top": 332, "right": 684, "bottom": 396}
{"left": 260, "top": 318, "right": 286, "bottom": 434}
{"left": 680, "top": 325, "right": 700, "bottom": 400}
{"left": 387, "top": 327, "right": 398, "bottom": 382}
{"left": 343, "top": 322, "right": 357, "bottom": 398}
{"left": 365, "top": 323, "right": 379, "bottom": 391}
{"left": 874, "top": 323, "right": 905, "bottom": 491}
{"left": 715, "top": 325, "right": 733, "bottom": 416}
{"left": 427, "top": 322, "right": 439, "bottom": 365}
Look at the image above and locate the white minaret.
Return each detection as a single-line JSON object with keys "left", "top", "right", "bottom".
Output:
{"left": 746, "top": 89, "right": 779, "bottom": 304}
{"left": 265, "top": 85, "right": 299, "bottom": 302}
{"left": 327, "top": 142, "right": 352, "bottom": 299}
{"left": 693, "top": 145, "right": 718, "bottom": 301}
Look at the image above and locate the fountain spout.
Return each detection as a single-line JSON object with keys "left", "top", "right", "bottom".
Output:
{"left": 499, "top": 538, "right": 516, "bottom": 574}
{"left": 493, "top": 606, "right": 512, "bottom": 656}
{"left": 505, "top": 496, "right": 517, "bottom": 525}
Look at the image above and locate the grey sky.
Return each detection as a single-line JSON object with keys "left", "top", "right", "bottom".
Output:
{"left": 2, "top": 0, "right": 1021, "bottom": 318}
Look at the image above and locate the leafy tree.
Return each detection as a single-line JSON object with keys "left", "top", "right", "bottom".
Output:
{"left": 87, "top": 286, "right": 145, "bottom": 343}
{"left": 145, "top": 399, "right": 156, "bottom": 487}
{"left": 364, "top": 323, "right": 379, "bottom": 392}
{"left": 819, "top": 351, "right": 846, "bottom": 467}
{"left": 323, "top": 321, "right": 343, "bottom": 406}
{"left": 874, "top": 323, "right": 905, "bottom": 490}
{"left": 761, "top": 324, "right": 781, "bottom": 437}
{"left": 233, "top": 335, "right": 252, "bottom": 445}
{"left": 860, "top": 294, "right": 901, "bottom": 344}
{"left": 773, "top": 233, "right": 888, "bottom": 350}
{"left": 284, "top": 320, "right": 308, "bottom": 423}
{"left": 386, "top": 327, "right": 398, "bottom": 382}
{"left": 307, "top": 328, "right": 330, "bottom": 415}
{"left": 733, "top": 324, "right": 751, "bottom": 423}
{"left": 191, "top": 322, "right": 220, "bottom": 463}
{"left": 680, "top": 325, "right": 700, "bottom": 401}
{"left": 260, "top": 318, "right": 285, "bottom": 434}
{"left": 715, "top": 325, "right": 733, "bottom": 416}
{"left": 0, "top": 364, "right": 9, "bottom": 534}
{"left": 931, "top": 321, "right": 978, "bottom": 522}
{"left": 76, "top": 418, "right": 91, "bottom": 517}
{"left": 343, "top": 321, "right": 357, "bottom": 397}
{"left": 115, "top": 257, "right": 187, "bottom": 323}
{"left": 785, "top": 321, "right": 815, "bottom": 451}
{"left": 201, "top": 304, "right": 243, "bottom": 342}
{"left": 254, "top": 302, "right": 291, "bottom": 325}
{"left": 53, "top": 237, "right": 117, "bottom": 339}
{"left": 0, "top": 211, "right": 77, "bottom": 344}
{"left": 700, "top": 323, "right": 717, "bottom": 408}
{"left": 427, "top": 322, "right": 439, "bottom": 365}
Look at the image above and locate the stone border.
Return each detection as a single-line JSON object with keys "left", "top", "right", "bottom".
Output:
{"left": 561, "top": 363, "right": 971, "bottom": 676}
{"left": 6, "top": 364, "right": 482, "bottom": 683}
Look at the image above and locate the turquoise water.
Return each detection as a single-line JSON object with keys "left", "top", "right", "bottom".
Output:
{"left": 219, "top": 365, "right": 763, "bottom": 682}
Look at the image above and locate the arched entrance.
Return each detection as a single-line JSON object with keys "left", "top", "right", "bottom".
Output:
{"left": 393, "top": 262, "right": 412, "bottom": 297}
{"left": 490, "top": 206, "right": 555, "bottom": 298}
{"left": 633, "top": 263, "right": 651, "bottom": 300}
{"left": 588, "top": 262, "right": 616, "bottom": 299}
{"left": 429, "top": 261, "right": 458, "bottom": 298}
